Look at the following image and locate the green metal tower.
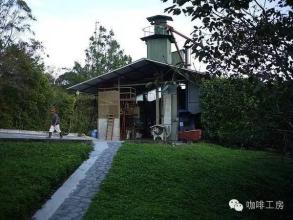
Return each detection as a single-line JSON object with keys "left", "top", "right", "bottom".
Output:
{"left": 141, "top": 15, "right": 175, "bottom": 64}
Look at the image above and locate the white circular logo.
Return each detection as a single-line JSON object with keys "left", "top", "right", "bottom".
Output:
{"left": 229, "top": 199, "right": 243, "bottom": 212}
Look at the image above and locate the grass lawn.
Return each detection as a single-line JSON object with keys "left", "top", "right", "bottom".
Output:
{"left": 85, "top": 142, "right": 293, "bottom": 220}
{"left": 0, "top": 140, "right": 92, "bottom": 220}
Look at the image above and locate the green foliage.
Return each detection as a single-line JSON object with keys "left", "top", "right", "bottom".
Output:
{"left": 0, "top": 45, "right": 95, "bottom": 134}
{"left": 0, "top": 1, "right": 98, "bottom": 134}
{"left": 163, "top": 0, "right": 293, "bottom": 81}
{"left": 55, "top": 61, "right": 89, "bottom": 87}
{"left": 0, "top": 45, "right": 53, "bottom": 130}
{"left": 0, "top": 141, "right": 92, "bottom": 220}
{"left": 0, "top": 0, "right": 35, "bottom": 54}
{"left": 70, "top": 95, "right": 97, "bottom": 134}
{"left": 85, "top": 25, "right": 132, "bottom": 77}
{"left": 85, "top": 142, "right": 293, "bottom": 220}
{"left": 50, "top": 86, "right": 75, "bottom": 133}
{"left": 56, "top": 24, "right": 132, "bottom": 87}
{"left": 47, "top": 92, "right": 97, "bottom": 134}
{"left": 0, "top": 44, "right": 96, "bottom": 134}
{"left": 0, "top": 1, "right": 56, "bottom": 131}
{"left": 200, "top": 78, "right": 293, "bottom": 150}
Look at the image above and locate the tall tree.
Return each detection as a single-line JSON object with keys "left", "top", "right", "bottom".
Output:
{"left": 0, "top": 44, "right": 53, "bottom": 129}
{"left": 0, "top": 0, "right": 58, "bottom": 130}
{"left": 57, "top": 24, "right": 132, "bottom": 86}
{"left": 55, "top": 62, "right": 88, "bottom": 86}
{"left": 0, "top": 0, "right": 35, "bottom": 55}
{"left": 84, "top": 25, "right": 132, "bottom": 78}
{"left": 163, "top": 0, "right": 293, "bottom": 81}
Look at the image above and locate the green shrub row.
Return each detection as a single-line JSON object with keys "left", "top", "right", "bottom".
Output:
{"left": 0, "top": 45, "right": 97, "bottom": 134}
{"left": 199, "top": 78, "right": 293, "bottom": 151}
{"left": 0, "top": 82, "right": 96, "bottom": 134}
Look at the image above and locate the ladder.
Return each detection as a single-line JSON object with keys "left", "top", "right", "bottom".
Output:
{"left": 106, "top": 114, "right": 114, "bottom": 140}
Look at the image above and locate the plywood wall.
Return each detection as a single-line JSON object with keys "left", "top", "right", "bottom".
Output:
{"left": 98, "top": 90, "right": 119, "bottom": 118}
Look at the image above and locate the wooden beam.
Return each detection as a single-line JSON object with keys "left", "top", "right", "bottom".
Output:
{"left": 119, "top": 80, "right": 186, "bottom": 87}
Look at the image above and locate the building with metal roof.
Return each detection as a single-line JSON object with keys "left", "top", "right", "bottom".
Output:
{"left": 68, "top": 15, "right": 204, "bottom": 142}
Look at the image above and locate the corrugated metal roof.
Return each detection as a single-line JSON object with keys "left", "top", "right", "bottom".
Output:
{"left": 67, "top": 58, "right": 203, "bottom": 94}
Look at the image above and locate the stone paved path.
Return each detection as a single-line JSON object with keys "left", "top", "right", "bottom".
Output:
{"left": 33, "top": 141, "right": 121, "bottom": 220}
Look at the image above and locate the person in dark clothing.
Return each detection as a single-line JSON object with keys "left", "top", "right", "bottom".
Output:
{"left": 48, "top": 107, "right": 63, "bottom": 138}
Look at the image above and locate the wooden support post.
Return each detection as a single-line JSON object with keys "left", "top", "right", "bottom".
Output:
{"left": 118, "top": 77, "right": 120, "bottom": 116}
{"left": 118, "top": 77, "right": 121, "bottom": 140}
{"left": 96, "top": 93, "right": 99, "bottom": 133}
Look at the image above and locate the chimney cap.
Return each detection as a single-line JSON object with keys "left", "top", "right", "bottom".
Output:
{"left": 147, "top": 15, "right": 173, "bottom": 23}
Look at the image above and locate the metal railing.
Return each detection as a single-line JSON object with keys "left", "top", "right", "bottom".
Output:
{"left": 142, "top": 25, "right": 169, "bottom": 37}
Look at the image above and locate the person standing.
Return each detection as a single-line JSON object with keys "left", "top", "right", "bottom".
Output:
{"left": 48, "top": 107, "right": 63, "bottom": 138}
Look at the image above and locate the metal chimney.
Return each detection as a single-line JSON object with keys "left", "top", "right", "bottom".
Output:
{"left": 141, "top": 15, "right": 174, "bottom": 64}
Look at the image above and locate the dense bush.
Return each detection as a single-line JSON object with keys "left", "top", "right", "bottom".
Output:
{"left": 0, "top": 1, "right": 106, "bottom": 135}
{"left": 0, "top": 82, "right": 97, "bottom": 135}
{"left": 50, "top": 87, "right": 75, "bottom": 133}
{"left": 0, "top": 45, "right": 97, "bottom": 134}
{"left": 200, "top": 78, "right": 293, "bottom": 151}
{"left": 70, "top": 94, "right": 97, "bottom": 134}
{"left": 0, "top": 45, "right": 53, "bottom": 130}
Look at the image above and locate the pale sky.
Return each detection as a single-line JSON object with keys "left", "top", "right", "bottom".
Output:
{"left": 26, "top": 0, "right": 206, "bottom": 74}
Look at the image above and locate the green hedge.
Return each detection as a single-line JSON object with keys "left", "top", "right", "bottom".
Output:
{"left": 0, "top": 83, "right": 97, "bottom": 134}
{"left": 69, "top": 94, "right": 97, "bottom": 134}
{"left": 0, "top": 45, "right": 97, "bottom": 134}
{"left": 37, "top": 89, "right": 97, "bottom": 134}
{"left": 0, "top": 46, "right": 53, "bottom": 130}
{"left": 200, "top": 78, "right": 293, "bottom": 151}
